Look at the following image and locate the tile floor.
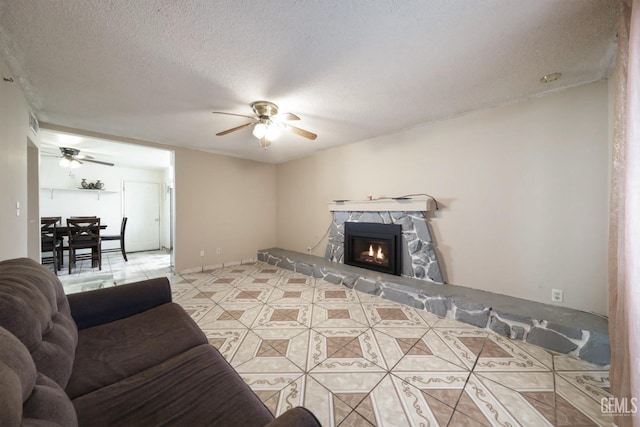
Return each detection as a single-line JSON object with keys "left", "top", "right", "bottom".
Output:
{"left": 54, "top": 253, "right": 613, "bottom": 426}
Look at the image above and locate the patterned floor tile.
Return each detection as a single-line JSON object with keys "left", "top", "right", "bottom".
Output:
{"left": 556, "top": 371, "right": 611, "bottom": 402}
{"left": 170, "top": 283, "right": 198, "bottom": 301}
{"left": 240, "top": 372, "right": 305, "bottom": 416}
{"left": 312, "top": 302, "right": 371, "bottom": 329}
{"left": 276, "top": 275, "right": 316, "bottom": 287}
{"left": 174, "top": 286, "right": 231, "bottom": 304}
{"left": 249, "top": 328, "right": 311, "bottom": 371}
{"left": 231, "top": 330, "right": 305, "bottom": 373}
{"left": 199, "top": 302, "right": 263, "bottom": 329}
{"left": 203, "top": 274, "right": 246, "bottom": 285}
{"left": 239, "top": 274, "right": 282, "bottom": 287}
{"left": 390, "top": 330, "right": 471, "bottom": 373}
{"left": 307, "top": 372, "right": 386, "bottom": 412}
{"left": 213, "top": 264, "right": 262, "bottom": 276}
{"left": 251, "top": 266, "right": 285, "bottom": 279}
{"left": 252, "top": 302, "right": 313, "bottom": 329}
{"left": 179, "top": 302, "right": 216, "bottom": 322}
{"left": 352, "top": 374, "right": 455, "bottom": 426}
{"left": 390, "top": 371, "right": 469, "bottom": 411}
{"left": 458, "top": 374, "right": 521, "bottom": 426}
{"left": 267, "top": 286, "right": 316, "bottom": 304}
{"left": 509, "top": 337, "right": 556, "bottom": 370}
{"left": 554, "top": 355, "right": 609, "bottom": 372}
{"left": 377, "top": 328, "right": 469, "bottom": 372}
{"left": 474, "top": 373, "right": 556, "bottom": 426}
{"left": 555, "top": 374, "right": 614, "bottom": 426}
{"left": 433, "top": 328, "right": 490, "bottom": 369}
{"left": 219, "top": 286, "right": 274, "bottom": 303}
{"left": 308, "top": 328, "right": 387, "bottom": 372}
{"left": 362, "top": 302, "right": 433, "bottom": 329}
{"left": 303, "top": 374, "right": 355, "bottom": 426}
{"left": 314, "top": 287, "right": 361, "bottom": 304}
{"left": 474, "top": 334, "right": 551, "bottom": 372}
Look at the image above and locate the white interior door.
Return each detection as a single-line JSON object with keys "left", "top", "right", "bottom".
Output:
{"left": 123, "top": 181, "right": 160, "bottom": 252}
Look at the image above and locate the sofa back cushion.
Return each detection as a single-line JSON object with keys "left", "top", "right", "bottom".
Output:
{"left": 0, "top": 258, "right": 78, "bottom": 388}
{"left": 0, "top": 326, "right": 78, "bottom": 426}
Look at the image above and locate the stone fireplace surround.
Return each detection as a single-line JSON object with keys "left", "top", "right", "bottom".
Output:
{"left": 325, "top": 199, "right": 444, "bottom": 283}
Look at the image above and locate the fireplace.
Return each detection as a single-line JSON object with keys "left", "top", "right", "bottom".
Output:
{"left": 344, "top": 222, "right": 402, "bottom": 275}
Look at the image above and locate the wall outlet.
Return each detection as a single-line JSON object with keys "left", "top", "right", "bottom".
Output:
{"left": 199, "top": 250, "right": 204, "bottom": 257}
{"left": 551, "top": 289, "right": 564, "bottom": 302}
{"left": 216, "top": 248, "right": 221, "bottom": 255}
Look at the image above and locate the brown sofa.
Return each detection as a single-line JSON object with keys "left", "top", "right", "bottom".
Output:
{"left": 0, "top": 258, "right": 320, "bottom": 426}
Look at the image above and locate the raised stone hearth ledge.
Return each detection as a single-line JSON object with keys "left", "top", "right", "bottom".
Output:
{"left": 258, "top": 248, "right": 610, "bottom": 365}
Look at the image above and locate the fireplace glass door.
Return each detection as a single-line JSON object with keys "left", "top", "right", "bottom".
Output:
{"left": 344, "top": 222, "right": 402, "bottom": 275}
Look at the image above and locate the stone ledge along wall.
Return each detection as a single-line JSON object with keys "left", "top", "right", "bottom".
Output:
{"left": 325, "top": 210, "right": 444, "bottom": 284}
{"left": 257, "top": 249, "right": 610, "bottom": 366}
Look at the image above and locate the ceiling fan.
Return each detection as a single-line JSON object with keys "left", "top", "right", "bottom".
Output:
{"left": 51, "top": 147, "right": 115, "bottom": 168}
{"left": 213, "top": 101, "right": 317, "bottom": 149}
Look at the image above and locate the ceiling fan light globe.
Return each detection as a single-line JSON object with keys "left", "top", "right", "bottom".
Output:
{"left": 59, "top": 157, "right": 71, "bottom": 167}
{"left": 70, "top": 159, "right": 82, "bottom": 168}
{"left": 252, "top": 123, "right": 267, "bottom": 139}
{"left": 265, "top": 125, "right": 281, "bottom": 141}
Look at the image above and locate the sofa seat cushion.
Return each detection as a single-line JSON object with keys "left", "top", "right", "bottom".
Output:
{"left": 66, "top": 302, "right": 207, "bottom": 399}
{"left": 72, "top": 344, "right": 274, "bottom": 427}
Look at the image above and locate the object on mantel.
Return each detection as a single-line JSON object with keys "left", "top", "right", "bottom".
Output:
{"left": 80, "top": 179, "right": 104, "bottom": 190}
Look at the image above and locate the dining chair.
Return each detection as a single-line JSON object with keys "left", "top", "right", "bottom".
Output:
{"left": 102, "top": 217, "right": 128, "bottom": 262}
{"left": 41, "top": 217, "right": 63, "bottom": 274}
{"left": 67, "top": 217, "right": 102, "bottom": 274}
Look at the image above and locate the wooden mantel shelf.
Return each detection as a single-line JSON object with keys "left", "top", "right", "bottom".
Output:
{"left": 328, "top": 198, "right": 434, "bottom": 212}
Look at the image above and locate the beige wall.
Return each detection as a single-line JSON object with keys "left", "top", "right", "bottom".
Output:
{"left": 174, "top": 148, "right": 276, "bottom": 270}
{"left": 276, "top": 81, "right": 610, "bottom": 315}
{"left": 0, "top": 55, "right": 37, "bottom": 261}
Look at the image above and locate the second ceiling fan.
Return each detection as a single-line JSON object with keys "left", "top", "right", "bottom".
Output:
{"left": 213, "top": 101, "right": 317, "bottom": 149}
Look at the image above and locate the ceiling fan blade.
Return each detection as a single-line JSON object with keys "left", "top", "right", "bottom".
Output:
{"left": 285, "top": 124, "right": 317, "bottom": 140}
{"left": 216, "top": 122, "right": 256, "bottom": 136}
{"left": 82, "top": 158, "right": 115, "bottom": 167}
{"left": 212, "top": 111, "right": 257, "bottom": 120}
{"left": 273, "top": 112, "right": 300, "bottom": 121}
{"left": 77, "top": 154, "right": 95, "bottom": 160}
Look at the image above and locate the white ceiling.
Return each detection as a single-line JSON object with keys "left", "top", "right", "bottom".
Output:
{"left": 0, "top": 0, "right": 619, "bottom": 164}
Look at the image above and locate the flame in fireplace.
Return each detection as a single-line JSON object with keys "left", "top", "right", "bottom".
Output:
{"left": 368, "top": 244, "right": 385, "bottom": 261}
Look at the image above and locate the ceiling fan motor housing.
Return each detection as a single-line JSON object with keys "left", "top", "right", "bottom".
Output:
{"left": 251, "top": 101, "right": 278, "bottom": 118}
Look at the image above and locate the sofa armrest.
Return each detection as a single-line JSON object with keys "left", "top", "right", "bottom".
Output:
{"left": 68, "top": 277, "right": 172, "bottom": 329}
{"left": 265, "top": 407, "right": 322, "bottom": 427}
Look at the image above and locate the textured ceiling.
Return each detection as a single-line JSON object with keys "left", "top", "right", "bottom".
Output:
{"left": 0, "top": 0, "right": 619, "bottom": 164}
